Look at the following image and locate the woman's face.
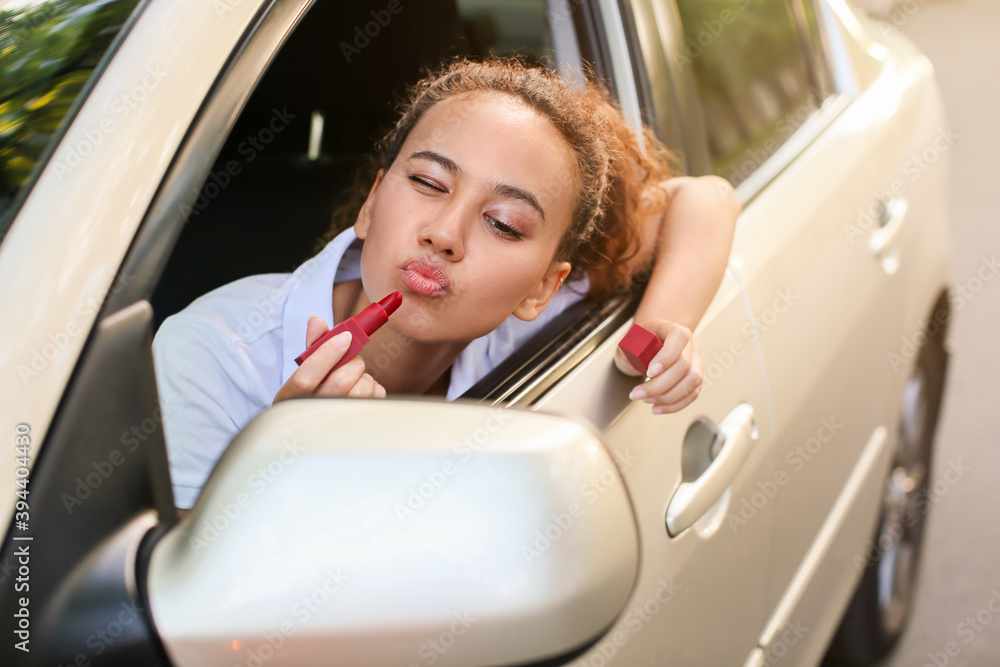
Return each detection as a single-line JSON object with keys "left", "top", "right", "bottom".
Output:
{"left": 355, "top": 91, "right": 579, "bottom": 343}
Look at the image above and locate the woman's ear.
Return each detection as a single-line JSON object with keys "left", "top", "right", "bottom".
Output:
{"left": 513, "top": 261, "right": 573, "bottom": 321}
{"left": 353, "top": 170, "right": 385, "bottom": 240}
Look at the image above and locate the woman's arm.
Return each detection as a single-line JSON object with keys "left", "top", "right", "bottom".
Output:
{"left": 617, "top": 175, "right": 741, "bottom": 413}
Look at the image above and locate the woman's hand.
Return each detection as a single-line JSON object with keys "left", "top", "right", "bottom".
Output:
{"left": 615, "top": 319, "right": 703, "bottom": 414}
{"left": 273, "top": 316, "right": 387, "bottom": 404}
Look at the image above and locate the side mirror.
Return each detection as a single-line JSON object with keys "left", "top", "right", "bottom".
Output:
{"left": 147, "top": 399, "right": 639, "bottom": 666}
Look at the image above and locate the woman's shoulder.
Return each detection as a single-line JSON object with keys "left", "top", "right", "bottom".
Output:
{"left": 152, "top": 272, "right": 294, "bottom": 388}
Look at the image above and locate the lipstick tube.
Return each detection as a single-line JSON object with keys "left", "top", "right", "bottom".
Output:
{"left": 618, "top": 323, "right": 663, "bottom": 375}
{"left": 294, "top": 291, "right": 403, "bottom": 368}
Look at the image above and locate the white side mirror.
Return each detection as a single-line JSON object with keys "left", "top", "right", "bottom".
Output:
{"left": 147, "top": 399, "right": 639, "bottom": 667}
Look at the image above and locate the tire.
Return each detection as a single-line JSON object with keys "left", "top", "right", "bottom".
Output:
{"left": 823, "top": 318, "right": 949, "bottom": 666}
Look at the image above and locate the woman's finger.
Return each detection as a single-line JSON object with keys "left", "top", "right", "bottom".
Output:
{"left": 305, "top": 315, "right": 330, "bottom": 346}
{"left": 314, "top": 355, "right": 367, "bottom": 397}
{"left": 649, "top": 349, "right": 703, "bottom": 409}
{"left": 346, "top": 373, "right": 378, "bottom": 398}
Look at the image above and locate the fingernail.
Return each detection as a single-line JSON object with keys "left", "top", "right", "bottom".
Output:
{"left": 647, "top": 362, "right": 664, "bottom": 378}
{"left": 630, "top": 388, "right": 647, "bottom": 400}
{"left": 331, "top": 331, "right": 352, "bottom": 350}
{"left": 643, "top": 397, "right": 656, "bottom": 404}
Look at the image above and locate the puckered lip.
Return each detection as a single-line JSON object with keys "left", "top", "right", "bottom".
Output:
{"left": 400, "top": 256, "right": 451, "bottom": 296}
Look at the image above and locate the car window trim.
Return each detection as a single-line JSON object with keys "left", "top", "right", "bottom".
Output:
{"left": 0, "top": 0, "right": 153, "bottom": 242}
{"left": 733, "top": 92, "right": 851, "bottom": 208}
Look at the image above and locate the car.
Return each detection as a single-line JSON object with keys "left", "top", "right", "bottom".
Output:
{"left": 0, "top": 0, "right": 952, "bottom": 665}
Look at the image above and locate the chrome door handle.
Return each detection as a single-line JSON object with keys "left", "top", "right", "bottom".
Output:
{"left": 869, "top": 197, "right": 908, "bottom": 259}
{"left": 666, "top": 403, "right": 757, "bottom": 536}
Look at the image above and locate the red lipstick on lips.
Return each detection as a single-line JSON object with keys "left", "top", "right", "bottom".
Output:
{"left": 294, "top": 291, "right": 403, "bottom": 367}
{"left": 401, "top": 257, "right": 450, "bottom": 297}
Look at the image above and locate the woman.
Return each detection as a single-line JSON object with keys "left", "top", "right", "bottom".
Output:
{"left": 154, "top": 58, "right": 740, "bottom": 509}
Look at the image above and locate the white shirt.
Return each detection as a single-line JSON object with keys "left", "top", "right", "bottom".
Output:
{"left": 153, "top": 228, "right": 587, "bottom": 508}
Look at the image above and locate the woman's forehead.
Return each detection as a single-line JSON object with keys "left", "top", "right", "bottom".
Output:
{"left": 401, "top": 92, "right": 579, "bottom": 208}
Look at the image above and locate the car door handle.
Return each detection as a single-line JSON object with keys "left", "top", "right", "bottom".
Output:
{"left": 666, "top": 403, "right": 757, "bottom": 536}
{"left": 869, "top": 197, "right": 908, "bottom": 259}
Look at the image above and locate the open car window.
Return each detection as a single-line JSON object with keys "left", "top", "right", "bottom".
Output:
{"left": 145, "top": 0, "right": 645, "bottom": 411}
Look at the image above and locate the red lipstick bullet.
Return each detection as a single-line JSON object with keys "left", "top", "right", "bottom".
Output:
{"left": 294, "top": 291, "right": 403, "bottom": 367}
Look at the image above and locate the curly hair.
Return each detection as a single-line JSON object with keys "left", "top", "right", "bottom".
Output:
{"left": 324, "top": 58, "right": 677, "bottom": 302}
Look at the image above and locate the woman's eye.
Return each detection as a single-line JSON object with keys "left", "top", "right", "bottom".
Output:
{"left": 486, "top": 215, "right": 523, "bottom": 240}
{"left": 409, "top": 175, "right": 446, "bottom": 192}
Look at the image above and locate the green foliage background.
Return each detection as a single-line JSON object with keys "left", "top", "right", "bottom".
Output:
{"left": 0, "top": 0, "right": 139, "bottom": 222}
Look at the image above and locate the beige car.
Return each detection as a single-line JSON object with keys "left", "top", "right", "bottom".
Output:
{"left": 0, "top": 0, "right": 951, "bottom": 666}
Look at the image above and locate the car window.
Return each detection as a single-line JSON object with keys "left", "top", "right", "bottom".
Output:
{"left": 146, "top": 0, "right": 606, "bottom": 510}
{"left": 0, "top": 0, "right": 141, "bottom": 243}
{"left": 673, "top": 0, "right": 817, "bottom": 186}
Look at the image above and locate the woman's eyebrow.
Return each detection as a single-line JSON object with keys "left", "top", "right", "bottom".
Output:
{"left": 493, "top": 183, "right": 545, "bottom": 220}
{"left": 409, "top": 150, "right": 545, "bottom": 219}
{"left": 409, "top": 150, "right": 460, "bottom": 174}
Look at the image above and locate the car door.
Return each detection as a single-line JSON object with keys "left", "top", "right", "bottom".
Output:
{"left": 662, "top": 0, "right": 940, "bottom": 663}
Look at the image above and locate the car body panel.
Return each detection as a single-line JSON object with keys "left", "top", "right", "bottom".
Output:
{"left": 728, "top": 4, "right": 951, "bottom": 645}
{"left": 536, "top": 267, "right": 776, "bottom": 666}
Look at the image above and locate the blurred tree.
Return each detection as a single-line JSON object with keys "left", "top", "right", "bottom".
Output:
{"left": 0, "top": 0, "right": 139, "bottom": 225}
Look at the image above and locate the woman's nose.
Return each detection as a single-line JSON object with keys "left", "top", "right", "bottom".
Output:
{"left": 418, "top": 203, "right": 467, "bottom": 261}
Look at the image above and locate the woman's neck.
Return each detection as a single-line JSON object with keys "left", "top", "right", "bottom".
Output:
{"left": 333, "top": 280, "right": 468, "bottom": 395}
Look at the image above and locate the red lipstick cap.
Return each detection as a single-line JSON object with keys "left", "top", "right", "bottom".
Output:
{"left": 618, "top": 323, "right": 663, "bottom": 374}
